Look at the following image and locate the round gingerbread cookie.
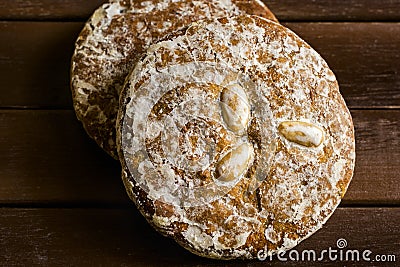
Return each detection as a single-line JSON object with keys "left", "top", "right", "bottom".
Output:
{"left": 70, "top": 0, "right": 277, "bottom": 159}
{"left": 117, "top": 15, "right": 355, "bottom": 259}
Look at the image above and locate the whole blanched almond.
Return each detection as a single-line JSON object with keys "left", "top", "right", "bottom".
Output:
{"left": 216, "top": 142, "right": 254, "bottom": 182}
{"left": 220, "top": 84, "right": 250, "bottom": 133}
{"left": 278, "top": 121, "right": 324, "bottom": 147}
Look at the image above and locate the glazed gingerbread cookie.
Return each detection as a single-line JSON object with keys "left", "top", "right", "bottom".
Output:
{"left": 117, "top": 15, "right": 355, "bottom": 259}
{"left": 70, "top": 0, "right": 277, "bottom": 159}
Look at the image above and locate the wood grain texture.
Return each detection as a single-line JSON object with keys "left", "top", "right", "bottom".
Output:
{"left": 0, "top": 22, "right": 399, "bottom": 109}
{"left": 0, "top": 0, "right": 105, "bottom": 21}
{"left": 0, "top": 208, "right": 398, "bottom": 266}
{"left": 347, "top": 110, "right": 400, "bottom": 205}
{"left": 0, "top": 22, "right": 82, "bottom": 109}
{"left": 0, "top": 0, "right": 399, "bottom": 21}
{"left": 268, "top": 0, "right": 400, "bottom": 22}
{"left": 0, "top": 110, "right": 399, "bottom": 205}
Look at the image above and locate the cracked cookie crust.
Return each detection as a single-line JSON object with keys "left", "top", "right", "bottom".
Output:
{"left": 117, "top": 15, "right": 355, "bottom": 259}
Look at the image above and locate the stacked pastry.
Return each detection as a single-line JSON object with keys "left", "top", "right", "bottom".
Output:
{"left": 71, "top": 0, "right": 355, "bottom": 260}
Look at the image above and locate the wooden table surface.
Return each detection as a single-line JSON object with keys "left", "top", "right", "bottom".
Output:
{"left": 0, "top": 1, "right": 399, "bottom": 266}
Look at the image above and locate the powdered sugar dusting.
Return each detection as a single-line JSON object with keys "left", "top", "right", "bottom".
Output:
{"left": 117, "top": 15, "right": 355, "bottom": 260}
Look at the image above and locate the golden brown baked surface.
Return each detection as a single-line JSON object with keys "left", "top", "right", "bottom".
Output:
{"left": 117, "top": 15, "right": 355, "bottom": 259}
{"left": 70, "top": 0, "right": 277, "bottom": 159}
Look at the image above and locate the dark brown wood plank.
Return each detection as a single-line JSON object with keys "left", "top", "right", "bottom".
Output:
{"left": 346, "top": 110, "right": 400, "bottom": 205}
{"left": 0, "top": 0, "right": 105, "bottom": 21}
{"left": 268, "top": 0, "right": 400, "bottom": 22}
{"left": 0, "top": 22, "right": 82, "bottom": 109}
{"left": 0, "top": 0, "right": 399, "bottom": 21}
{"left": 0, "top": 208, "right": 398, "bottom": 266}
{"left": 0, "top": 22, "right": 399, "bottom": 109}
{"left": 0, "top": 110, "right": 399, "bottom": 205}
